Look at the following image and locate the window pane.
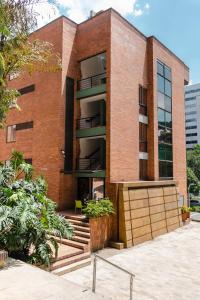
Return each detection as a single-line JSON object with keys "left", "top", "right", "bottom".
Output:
{"left": 158, "top": 92, "right": 165, "bottom": 109}
{"left": 7, "top": 125, "right": 16, "bottom": 142}
{"left": 157, "top": 62, "right": 164, "bottom": 76}
{"left": 164, "top": 96, "right": 171, "bottom": 112}
{"left": 157, "top": 75, "right": 164, "bottom": 93}
{"left": 159, "top": 161, "right": 173, "bottom": 178}
{"left": 158, "top": 127, "right": 172, "bottom": 144}
{"left": 165, "top": 144, "right": 172, "bottom": 161}
{"left": 165, "top": 112, "right": 172, "bottom": 128}
{"left": 159, "top": 144, "right": 165, "bottom": 160}
{"left": 165, "top": 79, "right": 172, "bottom": 97}
{"left": 165, "top": 128, "right": 172, "bottom": 144}
{"left": 164, "top": 66, "right": 171, "bottom": 81}
{"left": 158, "top": 109, "right": 165, "bottom": 127}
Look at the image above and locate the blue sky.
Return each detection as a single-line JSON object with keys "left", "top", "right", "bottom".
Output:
{"left": 40, "top": 0, "right": 199, "bottom": 84}
{"left": 126, "top": 0, "right": 199, "bottom": 84}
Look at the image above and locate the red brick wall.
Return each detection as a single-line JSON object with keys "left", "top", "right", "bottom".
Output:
{"left": 109, "top": 10, "right": 148, "bottom": 182}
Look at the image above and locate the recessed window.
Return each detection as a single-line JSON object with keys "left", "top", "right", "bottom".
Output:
{"left": 139, "top": 159, "right": 148, "bottom": 180}
{"left": 18, "top": 84, "right": 35, "bottom": 96}
{"left": 139, "top": 85, "right": 147, "bottom": 115}
{"left": 25, "top": 158, "right": 32, "bottom": 165}
{"left": 139, "top": 122, "right": 147, "bottom": 152}
{"left": 7, "top": 125, "right": 16, "bottom": 142}
{"left": 16, "top": 121, "right": 33, "bottom": 131}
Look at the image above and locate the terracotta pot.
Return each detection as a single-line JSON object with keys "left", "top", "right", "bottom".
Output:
{"left": 186, "top": 212, "right": 190, "bottom": 219}
{"left": 182, "top": 212, "right": 188, "bottom": 222}
{"left": 89, "top": 216, "right": 111, "bottom": 252}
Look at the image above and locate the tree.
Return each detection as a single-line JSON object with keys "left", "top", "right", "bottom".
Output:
{"left": 0, "top": 0, "right": 60, "bottom": 127}
{"left": 0, "top": 151, "right": 73, "bottom": 266}
{"left": 187, "top": 145, "right": 200, "bottom": 195}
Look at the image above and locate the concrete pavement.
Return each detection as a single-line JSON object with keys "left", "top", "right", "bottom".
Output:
{"left": 64, "top": 222, "right": 200, "bottom": 300}
{"left": 0, "top": 259, "right": 108, "bottom": 300}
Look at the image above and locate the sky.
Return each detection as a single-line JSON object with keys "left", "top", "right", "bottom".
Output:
{"left": 35, "top": 0, "right": 200, "bottom": 84}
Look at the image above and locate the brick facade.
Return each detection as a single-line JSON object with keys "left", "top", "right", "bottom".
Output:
{"left": 0, "top": 9, "right": 189, "bottom": 215}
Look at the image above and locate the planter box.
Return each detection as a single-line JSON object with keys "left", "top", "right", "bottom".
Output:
{"left": 89, "top": 216, "right": 111, "bottom": 252}
{"left": 0, "top": 250, "right": 8, "bottom": 268}
{"left": 182, "top": 212, "right": 188, "bottom": 222}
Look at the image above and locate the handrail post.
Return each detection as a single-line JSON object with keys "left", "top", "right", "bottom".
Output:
{"left": 92, "top": 256, "right": 97, "bottom": 293}
{"left": 130, "top": 275, "right": 133, "bottom": 300}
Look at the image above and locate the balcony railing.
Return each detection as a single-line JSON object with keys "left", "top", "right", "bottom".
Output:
{"left": 77, "top": 158, "right": 104, "bottom": 171}
{"left": 77, "top": 73, "right": 106, "bottom": 91}
{"left": 77, "top": 114, "right": 104, "bottom": 129}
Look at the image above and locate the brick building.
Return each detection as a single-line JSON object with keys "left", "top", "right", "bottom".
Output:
{"left": 0, "top": 9, "right": 189, "bottom": 246}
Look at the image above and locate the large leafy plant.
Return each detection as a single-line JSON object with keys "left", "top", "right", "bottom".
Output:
{"left": 0, "top": 151, "right": 73, "bottom": 266}
{"left": 83, "top": 198, "right": 114, "bottom": 219}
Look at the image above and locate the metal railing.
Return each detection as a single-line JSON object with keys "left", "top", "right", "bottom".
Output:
{"left": 76, "top": 114, "right": 102, "bottom": 129}
{"left": 77, "top": 158, "right": 103, "bottom": 171}
{"left": 77, "top": 72, "right": 106, "bottom": 90}
{"left": 92, "top": 254, "right": 135, "bottom": 300}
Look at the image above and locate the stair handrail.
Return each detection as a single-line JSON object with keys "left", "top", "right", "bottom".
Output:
{"left": 85, "top": 147, "right": 100, "bottom": 159}
{"left": 92, "top": 254, "right": 135, "bottom": 300}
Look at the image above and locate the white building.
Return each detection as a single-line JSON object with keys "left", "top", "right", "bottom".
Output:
{"left": 185, "top": 83, "right": 200, "bottom": 149}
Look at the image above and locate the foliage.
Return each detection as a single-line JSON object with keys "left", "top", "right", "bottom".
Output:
{"left": 0, "top": 0, "right": 61, "bottom": 127}
{"left": 191, "top": 206, "right": 200, "bottom": 213}
{"left": 0, "top": 151, "right": 73, "bottom": 266}
{"left": 83, "top": 198, "right": 114, "bottom": 219}
{"left": 181, "top": 205, "right": 192, "bottom": 213}
{"left": 187, "top": 145, "right": 200, "bottom": 195}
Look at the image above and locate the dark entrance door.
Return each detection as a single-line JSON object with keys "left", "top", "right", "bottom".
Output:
{"left": 77, "top": 178, "right": 91, "bottom": 200}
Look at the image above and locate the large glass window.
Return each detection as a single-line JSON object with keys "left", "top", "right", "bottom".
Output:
{"left": 157, "top": 61, "right": 173, "bottom": 179}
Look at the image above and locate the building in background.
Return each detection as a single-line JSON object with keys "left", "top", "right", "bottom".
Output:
{"left": 0, "top": 9, "right": 189, "bottom": 247}
{"left": 185, "top": 83, "right": 200, "bottom": 149}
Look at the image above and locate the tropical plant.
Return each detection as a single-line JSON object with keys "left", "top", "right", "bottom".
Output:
{"left": 187, "top": 146, "right": 200, "bottom": 195}
{"left": 0, "top": 0, "right": 61, "bottom": 127}
{"left": 0, "top": 150, "right": 73, "bottom": 266}
{"left": 83, "top": 198, "right": 114, "bottom": 219}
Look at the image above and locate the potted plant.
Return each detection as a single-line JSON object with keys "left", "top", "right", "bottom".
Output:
{"left": 83, "top": 198, "right": 114, "bottom": 251}
{"left": 181, "top": 205, "right": 191, "bottom": 221}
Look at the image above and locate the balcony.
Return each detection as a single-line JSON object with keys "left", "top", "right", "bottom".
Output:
{"left": 77, "top": 73, "right": 106, "bottom": 99}
{"left": 76, "top": 137, "right": 106, "bottom": 178}
{"left": 76, "top": 114, "right": 106, "bottom": 138}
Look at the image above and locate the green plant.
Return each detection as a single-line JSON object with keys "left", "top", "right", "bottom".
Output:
{"left": 83, "top": 198, "right": 114, "bottom": 218}
{"left": 181, "top": 205, "right": 191, "bottom": 213}
{"left": 191, "top": 206, "right": 200, "bottom": 213}
{"left": 0, "top": 150, "right": 73, "bottom": 266}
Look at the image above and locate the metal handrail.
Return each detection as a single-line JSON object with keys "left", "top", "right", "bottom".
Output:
{"left": 77, "top": 72, "right": 106, "bottom": 90}
{"left": 92, "top": 254, "right": 135, "bottom": 300}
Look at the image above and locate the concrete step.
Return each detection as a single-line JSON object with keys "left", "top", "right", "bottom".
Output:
{"left": 60, "top": 212, "right": 87, "bottom": 221}
{"left": 73, "top": 224, "right": 90, "bottom": 233}
{"left": 74, "top": 230, "right": 90, "bottom": 239}
{"left": 72, "top": 235, "right": 90, "bottom": 245}
{"left": 65, "top": 218, "right": 90, "bottom": 227}
{"left": 54, "top": 237, "right": 89, "bottom": 251}
{"left": 52, "top": 258, "right": 91, "bottom": 275}
{"left": 52, "top": 243, "right": 83, "bottom": 262}
{"left": 51, "top": 252, "right": 91, "bottom": 271}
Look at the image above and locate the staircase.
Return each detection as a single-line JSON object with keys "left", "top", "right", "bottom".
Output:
{"left": 51, "top": 212, "right": 91, "bottom": 276}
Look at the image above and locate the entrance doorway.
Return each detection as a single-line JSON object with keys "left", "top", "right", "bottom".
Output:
{"left": 77, "top": 178, "right": 105, "bottom": 200}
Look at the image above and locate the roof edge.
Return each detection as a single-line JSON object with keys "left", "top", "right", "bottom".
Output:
{"left": 148, "top": 36, "right": 189, "bottom": 70}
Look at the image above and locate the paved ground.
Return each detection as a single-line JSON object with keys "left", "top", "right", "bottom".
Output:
{"left": 191, "top": 212, "right": 200, "bottom": 222}
{"left": 0, "top": 259, "right": 108, "bottom": 300}
{"left": 63, "top": 222, "right": 200, "bottom": 300}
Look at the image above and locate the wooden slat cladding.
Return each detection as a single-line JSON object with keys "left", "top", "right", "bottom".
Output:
{"left": 118, "top": 183, "right": 182, "bottom": 247}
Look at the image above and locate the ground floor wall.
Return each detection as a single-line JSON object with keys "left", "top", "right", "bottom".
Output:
{"left": 107, "top": 181, "right": 184, "bottom": 247}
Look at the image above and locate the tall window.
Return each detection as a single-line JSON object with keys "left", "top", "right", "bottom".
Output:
{"left": 139, "top": 122, "right": 147, "bottom": 152}
{"left": 7, "top": 125, "right": 16, "bottom": 142}
{"left": 139, "top": 85, "right": 147, "bottom": 115}
{"left": 157, "top": 60, "right": 173, "bottom": 179}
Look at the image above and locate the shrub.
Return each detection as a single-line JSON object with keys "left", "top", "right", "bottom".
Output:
{"left": 83, "top": 198, "right": 114, "bottom": 218}
{"left": 0, "top": 151, "right": 73, "bottom": 266}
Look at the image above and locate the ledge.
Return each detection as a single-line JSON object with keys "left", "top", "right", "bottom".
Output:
{"left": 114, "top": 180, "right": 178, "bottom": 190}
